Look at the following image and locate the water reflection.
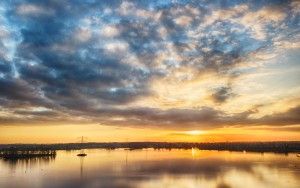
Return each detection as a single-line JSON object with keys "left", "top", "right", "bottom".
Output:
{"left": 0, "top": 155, "right": 56, "bottom": 172}
{"left": 0, "top": 149, "right": 299, "bottom": 188}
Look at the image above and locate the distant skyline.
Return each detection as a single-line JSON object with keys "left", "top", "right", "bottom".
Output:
{"left": 0, "top": 0, "right": 299, "bottom": 143}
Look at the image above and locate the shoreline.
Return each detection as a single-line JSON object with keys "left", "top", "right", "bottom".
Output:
{"left": 0, "top": 141, "right": 299, "bottom": 153}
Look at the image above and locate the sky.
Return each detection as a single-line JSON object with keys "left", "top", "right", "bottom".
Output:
{"left": 0, "top": 0, "right": 299, "bottom": 143}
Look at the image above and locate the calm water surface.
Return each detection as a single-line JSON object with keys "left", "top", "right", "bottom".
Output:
{"left": 0, "top": 149, "right": 299, "bottom": 188}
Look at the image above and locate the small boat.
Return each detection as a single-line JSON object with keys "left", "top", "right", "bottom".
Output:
{"left": 77, "top": 136, "right": 87, "bottom": 157}
{"left": 77, "top": 153, "right": 87, "bottom": 157}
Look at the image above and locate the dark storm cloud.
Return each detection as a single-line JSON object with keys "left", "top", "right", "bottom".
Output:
{"left": 210, "top": 86, "right": 235, "bottom": 104}
{"left": 1, "top": 0, "right": 154, "bottom": 109}
{"left": 2, "top": 101, "right": 300, "bottom": 128}
{"left": 258, "top": 106, "right": 300, "bottom": 125}
{"left": 121, "top": 105, "right": 300, "bottom": 128}
{"left": 0, "top": 60, "right": 11, "bottom": 73}
{"left": 1, "top": 99, "right": 300, "bottom": 129}
{"left": 92, "top": 107, "right": 224, "bottom": 128}
{"left": 14, "top": 109, "right": 58, "bottom": 116}
{"left": 0, "top": 78, "right": 43, "bottom": 104}
{"left": 0, "top": 0, "right": 299, "bottom": 129}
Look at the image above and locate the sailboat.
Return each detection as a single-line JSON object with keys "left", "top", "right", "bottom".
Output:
{"left": 77, "top": 136, "right": 87, "bottom": 157}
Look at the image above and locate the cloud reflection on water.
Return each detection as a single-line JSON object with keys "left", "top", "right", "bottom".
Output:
{"left": 0, "top": 149, "right": 299, "bottom": 188}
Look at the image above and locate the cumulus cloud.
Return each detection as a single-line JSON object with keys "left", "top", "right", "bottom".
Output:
{"left": 74, "top": 28, "right": 92, "bottom": 42}
{"left": 0, "top": 0, "right": 299, "bottom": 131}
{"left": 174, "top": 15, "right": 193, "bottom": 26}
{"left": 239, "top": 6, "right": 287, "bottom": 40}
{"left": 210, "top": 86, "right": 235, "bottom": 104}
{"left": 16, "top": 4, "right": 55, "bottom": 16}
{"left": 100, "top": 25, "right": 120, "bottom": 37}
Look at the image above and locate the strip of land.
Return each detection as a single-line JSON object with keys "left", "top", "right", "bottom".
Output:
{"left": 0, "top": 141, "right": 299, "bottom": 153}
{"left": 0, "top": 150, "right": 56, "bottom": 159}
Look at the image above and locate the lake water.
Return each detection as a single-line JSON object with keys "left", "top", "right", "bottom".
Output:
{"left": 0, "top": 149, "right": 299, "bottom": 188}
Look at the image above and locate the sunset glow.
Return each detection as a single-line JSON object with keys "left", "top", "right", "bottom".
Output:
{"left": 0, "top": 0, "right": 299, "bottom": 143}
{"left": 185, "top": 130, "right": 204, "bottom": 136}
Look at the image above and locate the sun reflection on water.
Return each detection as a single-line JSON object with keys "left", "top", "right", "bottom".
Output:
{"left": 0, "top": 149, "right": 299, "bottom": 188}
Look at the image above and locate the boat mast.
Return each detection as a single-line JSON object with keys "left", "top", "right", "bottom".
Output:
{"left": 81, "top": 136, "right": 84, "bottom": 154}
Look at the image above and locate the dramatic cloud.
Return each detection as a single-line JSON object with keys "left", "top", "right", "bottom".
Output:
{"left": 0, "top": 0, "right": 299, "bottom": 131}
{"left": 210, "top": 86, "right": 235, "bottom": 104}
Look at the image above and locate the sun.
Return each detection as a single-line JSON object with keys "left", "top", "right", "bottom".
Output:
{"left": 185, "top": 130, "right": 203, "bottom": 136}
